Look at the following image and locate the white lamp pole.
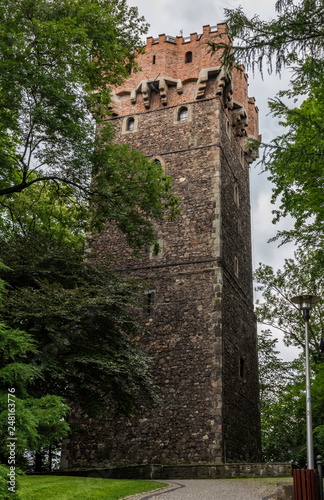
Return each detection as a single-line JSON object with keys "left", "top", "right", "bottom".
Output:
{"left": 291, "top": 294, "right": 321, "bottom": 470}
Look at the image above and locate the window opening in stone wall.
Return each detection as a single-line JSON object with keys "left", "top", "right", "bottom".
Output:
{"left": 185, "top": 51, "right": 192, "bottom": 63}
{"left": 126, "top": 117, "right": 135, "bottom": 131}
{"left": 153, "top": 55, "right": 156, "bottom": 64}
{"left": 234, "top": 184, "right": 239, "bottom": 207}
{"left": 144, "top": 291, "right": 155, "bottom": 316}
{"left": 240, "top": 148, "right": 244, "bottom": 167}
{"left": 226, "top": 118, "right": 231, "bottom": 139}
{"left": 239, "top": 357, "right": 245, "bottom": 378}
{"left": 149, "top": 239, "right": 164, "bottom": 260}
{"left": 234, "top": 256, "right": 239, "bottom": 277}
{"left": 178, "top": 107, "right": 188, "bottom": 121}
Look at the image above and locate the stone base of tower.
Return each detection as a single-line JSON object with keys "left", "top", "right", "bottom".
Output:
{"left": 60, "top": 261, "right": 261, "bottom": 471}
{"left": 58, "top": 462, "right": 291, "bottom": 480}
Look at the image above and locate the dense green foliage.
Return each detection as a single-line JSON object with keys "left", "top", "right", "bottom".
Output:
{"left": 265, "top": 77, "right": 324, "bottom": 249}
{"left": 0, "top": 174, "right": 160, "bottom": 472}
{"left": 0, "top": 231, "right": 159, "bottom": 420}
{"left": 0, "top": 0, "right": 180, "bottom": 252}
{"left": 0, "top": 0, "right": 181, "bottom": 474}
{"left": 258, "top": 334, "right": 324, "bottom": 464}
{"left": 258, "top": 330, "right": 292, "bottom": 417}
{"left": 208, "top": 0, "right": 324, "bottom": 252}
{"left": 0, "top": 463, "right": 20, "bottom": 499}
{"left": 255, "top": 249, "right": 323, "bottom": 356}
{"left": 0, "top": 268, "right": 70, "bottom": 473}
{"left": 256, "top": 250, "right": 324, "bottom": 464}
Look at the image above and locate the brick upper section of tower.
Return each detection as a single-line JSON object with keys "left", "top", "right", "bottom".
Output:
{"left": 109, "top": 23, "right": 260, "bottom": 146}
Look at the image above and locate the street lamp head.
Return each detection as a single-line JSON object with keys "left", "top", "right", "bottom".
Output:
{"left": 291, "top": 294, "right": 321, "bottom": 321}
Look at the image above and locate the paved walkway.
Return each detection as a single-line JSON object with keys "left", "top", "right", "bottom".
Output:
{"left": 125, "top": 479, "right": 280, "bottom": 500}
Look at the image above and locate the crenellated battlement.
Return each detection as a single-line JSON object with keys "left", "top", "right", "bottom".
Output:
{"left": 110, "top": 24, "right": 260, "bottom": 155}
{"left": 146, "top": 23, "right": 226, "bottom": 47}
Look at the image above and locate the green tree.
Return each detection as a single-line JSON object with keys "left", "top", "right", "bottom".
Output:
{"left": 0, "top": 187, "right": 159, "bottom": 418}
{"left": 261, "top": 72, "right": 324, "bottom": 251}
{"left": 259, "top": 358, "right": 324, "bottom": 464}
{"left": 255, "top": 248, "right": 323, "bottom": 357}
{"left": 208, "top": 0, "right": 324, "bottom": 252}
{"left": 216, "top": 0, "right": 324, "bottom": 80}
{"left": 0, "top": 269, "right": 70, "bottom": 471}
{"left": 0, "top": 0, "right": 180, "bottom": 252}
{"left": 258, "top": 329, "right": 292, "bottom": 417}
{"left": 255, "top": 250, "right": 324, "bottom": 463}
{"left": 1, "top": 246, "right": 159, "bottom": 417}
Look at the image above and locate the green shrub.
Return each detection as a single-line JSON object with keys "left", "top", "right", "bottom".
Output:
{"left": 0, "top": 464, "right": 20, "bottom": 499}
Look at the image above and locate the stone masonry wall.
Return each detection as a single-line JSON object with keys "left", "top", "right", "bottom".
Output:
{"left": 66, "top": 97, "right": 226, "bottom": 468}
{"left": 218, "top": 106, "right": 261, "bottom": 461}
{"left": 62, "top": 24, "right": 261, "bottom": 469}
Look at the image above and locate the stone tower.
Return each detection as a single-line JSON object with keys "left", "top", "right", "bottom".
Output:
{"left": 63, "top": 23, "right": 261, "bottom": 469}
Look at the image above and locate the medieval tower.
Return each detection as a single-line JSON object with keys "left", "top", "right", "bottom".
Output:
{"left": 62, "top": 23, "right": 261, "bottom": 469}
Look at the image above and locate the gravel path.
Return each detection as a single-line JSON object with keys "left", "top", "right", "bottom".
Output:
{"left": 124, "top": 479, "right": 279, "bottom": 500}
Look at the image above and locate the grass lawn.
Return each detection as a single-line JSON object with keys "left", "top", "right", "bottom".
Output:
{"left": 18, "top": 475, "right": 167, "bottom": 500}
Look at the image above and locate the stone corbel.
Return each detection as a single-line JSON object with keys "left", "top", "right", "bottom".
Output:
{"left": 213, "top": 69, "right": 233, "bottom": 109}
{"left": 176, "top": 79, "right": 184, "bottom": 94}
{"left": 223, "top": 79, "right": 234, "bottom": 110}
{"left": 141, "top": 81, "right": 151, "bottom": 109}
{"left": 195, "top": 67, "right": 233, "bottom": 100}
{"left": 195, "top": 68, "right": 209, "bottom": 99}
{"left": 130, "top": 80, "right": 149, "bottom": 105}
{"left": 108, "top": 90, "right": 121, "bottom": 115}
{"left": 130, "top": 87, "right": 137, "bottom": 104}
{"left": 159, "top": 78, "right": 168, "bottom": 105}
{"left": 243, "top": 135, "right": 260, "bottom": 164}
{"left": 214, "top": 68, "right": 226, "bottom": 96}
{"left": 232, "top": 100, "right": 249, "bottom": 137}
{"left": 130, "top": 77, "right": 183, "bottom": 108}
{"left": 159, "top": 77, "right": 183, "bottom": 105}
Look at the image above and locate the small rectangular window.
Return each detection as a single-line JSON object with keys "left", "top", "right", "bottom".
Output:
{"left": 226, "top": 118, "right": 231, "bottom": 139}
{"left": 234, "top": 184, "right": 239, "bottom": 207}
{"left": 153, "top": 55, "right": 156, "bottom": 64}
{"left": 240, "top": 148, "right": 244, "bottom": 167}
{"left": 149, "top": 239, "right": 163, "bottom": 260}
{"left": 239, "top": 357, "right": 245, "bottom": 378}
{"left": 234, "top": 256, "right": 239, "bottom": 277}
{"left": 144, "top": 290, "right": 155, "bottom": 317}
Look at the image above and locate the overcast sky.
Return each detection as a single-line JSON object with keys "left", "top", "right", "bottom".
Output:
{"left": 127, "top": 0, "right": 300, "bottom": 360}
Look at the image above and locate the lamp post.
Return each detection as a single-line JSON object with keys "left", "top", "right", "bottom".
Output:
{"left": 291, "top": 294, "right": 321, "bottom": 470}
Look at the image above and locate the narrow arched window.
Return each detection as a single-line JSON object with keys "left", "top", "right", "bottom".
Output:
{"left": 178, "top": 107, "right": 188, "bottom": 121}
{"left": 185, "top": 51, "right": 192, "bottom": 63}
{"left": 126, "top": 117, "right": 135, "bottom": 131}
{"left": 234, "top": 184, "right": 239, "bottom": 207}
